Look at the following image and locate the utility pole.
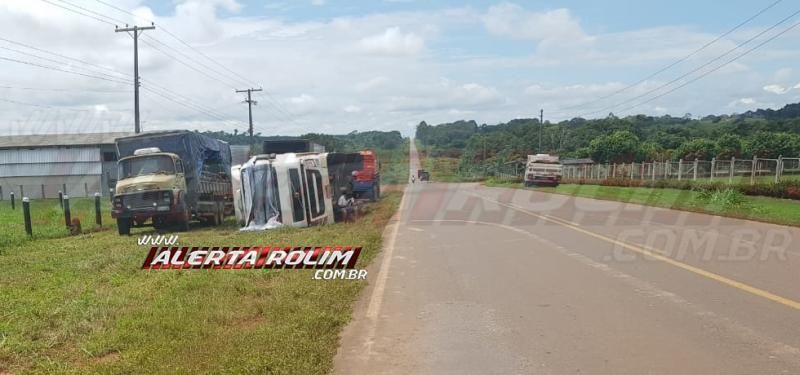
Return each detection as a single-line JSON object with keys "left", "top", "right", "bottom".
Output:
{"left": 538, "top": 108, "right": 544, "bottom": 152}
{"left": 116, "top": 24, "right": 155, "bottom": 134}
{"left": 236, "top": 88, "right": 262, "bottom": 142}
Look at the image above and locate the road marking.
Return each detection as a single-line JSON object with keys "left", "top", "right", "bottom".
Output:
{"left": 366, "top": 181, "right": 408, "bottom": 320}
{"left": 476, "top": 193, "right": 800, "bottom": 312}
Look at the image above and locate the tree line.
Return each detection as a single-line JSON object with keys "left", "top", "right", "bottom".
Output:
{"left": 198, "top": 129, "right": 405, "bottom": 152}
{"left": 416, "top": 102, "right": 800, "bottom": 166}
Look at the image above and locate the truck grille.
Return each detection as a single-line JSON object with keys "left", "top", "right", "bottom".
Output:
{"left": 122, "top": 191, "right": 159, "bottom": 209}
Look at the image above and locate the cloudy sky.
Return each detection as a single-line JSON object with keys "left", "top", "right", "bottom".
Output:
{"left": 2, "top": 0, "right": 800, "bottom": 136}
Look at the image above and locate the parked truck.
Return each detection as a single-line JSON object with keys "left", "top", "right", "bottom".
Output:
{"left": 524, "top": 154, "right": 562, "bottom": 187}
{"left": 112, "top": 131, "right": 233, "bottom": 235}
{"left": 351, "top": 150, "right": 380, "bottom": 201}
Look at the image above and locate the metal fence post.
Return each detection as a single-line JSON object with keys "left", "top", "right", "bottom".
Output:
{"left": 651, "top": 161, "right": 656, "bottom": 180}
{"left": 59, "top": 191, "right": 63, "bottom": 208}
{"left": 678, "top": 159, "right": 683, "bottom": 181}
{"left": 94, "top": 192, "right": 102, "bottom": 227}
{"left": 729, "top": 157, "right": 735, "bottom": 183}
{"left": 10, "top": 191, "right": 15, "bottom": 210}
{"left": 63, "top": 195, "right": 71, "bottom": 228}
{"left": 750, "top": 156, "right": 757, "bottom": 185}
{"left": 23, "top": 197, "right": 32, "bottom": 236}
{"left": 710, "top": 158, "right": 716, "bottom": 181}
{"left": 693, "top": 159, "right": 698, "bottom": 180}
{"left": 41, "top": 184, "right": 45, "bottom": 199}
{"left": 777, "top": 156, "right": 783, "bottom": 183}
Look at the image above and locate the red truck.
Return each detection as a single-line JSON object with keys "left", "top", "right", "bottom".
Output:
{"left": 351, "top": 150, "right": 381, "bottom": 201}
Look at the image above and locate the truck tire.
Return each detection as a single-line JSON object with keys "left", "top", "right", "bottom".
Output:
{"left": 117, "top": 218, "right": 131, "bottom": 235}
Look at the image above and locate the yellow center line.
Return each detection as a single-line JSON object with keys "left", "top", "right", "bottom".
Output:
{"left": 477, "top": 193, "right": 800, "bottom": 312}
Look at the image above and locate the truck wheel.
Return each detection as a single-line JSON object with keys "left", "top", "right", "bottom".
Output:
{"left": 117, "top": 218, "right": 131, "bottom": 235}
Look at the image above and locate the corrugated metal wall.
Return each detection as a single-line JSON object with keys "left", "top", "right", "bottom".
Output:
{"left": 0, "top": 146, "right": 103, "bottom": 199}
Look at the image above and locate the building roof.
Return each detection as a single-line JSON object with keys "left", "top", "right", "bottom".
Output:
{"left": 0, "top": 132, "right": 136, "bottom": 149}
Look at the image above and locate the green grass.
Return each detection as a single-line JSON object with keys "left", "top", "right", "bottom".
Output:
{"left": 486, "top": 179, "right": 800, "bottom": 226}
{"left": 0, "top": 191, "right": 403, "bottom": 374}
{"left": 0, "top": 198, "right": 113, "bottom": 250}
{"left": 416, "top": 142, "right": 483, "bottom": 182}
{"left": 376, "top": 141, "right": 409, "bottom": 185}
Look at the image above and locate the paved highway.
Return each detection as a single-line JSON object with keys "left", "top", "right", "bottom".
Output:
{"left": 334, "top": 140, "right": 800, "bottom": 374}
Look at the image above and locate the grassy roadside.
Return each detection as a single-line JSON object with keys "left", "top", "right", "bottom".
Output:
{"left": 485, "top": 178, "right": 800, "bottom": 227}
{"left": 0, "top": 191, "right": 402, "bottom": 374}
{"left": 376, "top": 140, "right": 409, "bottom": 185}
{"left": 0, "top": 198, "right": 114, "bottom": 250}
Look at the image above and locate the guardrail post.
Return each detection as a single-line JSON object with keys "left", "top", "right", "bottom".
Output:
{"left": 63, "top": 195, "right": 71, "bottom": 228}
{"left": 59, "top": 191, "right": 63, "bottom": 208}
{"left": 23, "top": 197, "right": 32, "bottom": 236}
{"left": 729, "top": 157, "right": 735, "bottom": 183}
{"left": 62, "top": 183, "right": 67, "bottom": 196}
{"left": 10, "top": 191, "right": 15, "bottom": 210}
{"left": 94, "top": 192, "right": 102, "bottom": 226}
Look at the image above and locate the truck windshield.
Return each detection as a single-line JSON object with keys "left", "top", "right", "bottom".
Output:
{"left": 119, "top": 155, "right": 175, "bottom": 179}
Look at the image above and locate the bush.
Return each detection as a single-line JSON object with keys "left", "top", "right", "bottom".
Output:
{"left": 560, "top": 178, "right": 800, "bottom": 200}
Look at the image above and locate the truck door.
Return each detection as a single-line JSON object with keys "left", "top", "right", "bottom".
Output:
{"left": 302, "top": 160, "right": 328, "bottom": 225}
{"left": 287, "top": 168, "right": 306, "bottom": 226}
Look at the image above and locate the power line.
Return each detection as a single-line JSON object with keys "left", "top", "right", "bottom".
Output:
{"left": 92, "top": 0, "right": 257, "bottom": 88}
{"left": 50, "top": 0, "right": 127, "bottom": 25}
{"left": 562, "top": 0, "right": 784, "bottom": 112}
{"left": 0, "top": 55, "right": 132, "bottom": 85}
{"left": 0, "top": 36, "right": 131, "bottom": 78}
{"left": 0, "top": 45, "right": 133, "bottom": 84}
{"left": 580, "top": 7, "right": 800, "bottom": 118}
{"left": 0, "top": 85, "right": 128, "bottom": 93}
{"left": 39, "top": 0, "right": 115, "bottom": 26}
{"left": 618, "top": 18, "right": 800, "bottom": 114}
{"left": 0, "top": 97, "right": 96, "bottom": 112}
{"left": 139, "top": 35, "right": 238, "bottom": 90}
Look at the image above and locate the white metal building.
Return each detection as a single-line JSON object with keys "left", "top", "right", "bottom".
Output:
{"left": 0, "top": 132, "right": 134, "bottom": 199}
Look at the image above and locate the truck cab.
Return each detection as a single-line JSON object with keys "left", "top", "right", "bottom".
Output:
{"left": 524, "top": 154, "right": 562, "bottom": 187}
{"left": 233, "top": 152, "right": 333, "bottom": 230}
{"left": 112, "top": 148, "right": 191, "bottom": 234}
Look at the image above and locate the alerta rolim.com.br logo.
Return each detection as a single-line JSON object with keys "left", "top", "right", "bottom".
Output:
{"left": 141, "top": 246, "right": 367, "bottom": 279}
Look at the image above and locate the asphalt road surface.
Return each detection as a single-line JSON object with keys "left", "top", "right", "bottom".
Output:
{"left": 334, "top": 140, "right": 800, "bottom": 375}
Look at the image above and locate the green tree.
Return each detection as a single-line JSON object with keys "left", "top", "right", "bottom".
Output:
{"left": 588, "top": 131, "right": 640, "bottom": 163}
{"left": 674, "top": 139, "right": 717, "bottom": 160}
{"left": 715, "top": 134, "right": 743, "bottom": 159}
{"left": 745, "top": 132, "right": 800, "bottom": 158}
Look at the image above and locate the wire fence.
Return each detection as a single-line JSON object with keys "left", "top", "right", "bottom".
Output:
{"left": 561, "top": 157, "right": 800, "bottom": 184}
{"left": 0, "top": 182, "right": 114, "bottom": 201}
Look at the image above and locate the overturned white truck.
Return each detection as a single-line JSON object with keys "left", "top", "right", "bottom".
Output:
{"left": 232, "top": 153, "right": 335, "bottom": 230}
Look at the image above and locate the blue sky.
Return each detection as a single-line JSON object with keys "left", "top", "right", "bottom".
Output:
{"left": 1, "top": 0, "right": 800, "bottom": 135}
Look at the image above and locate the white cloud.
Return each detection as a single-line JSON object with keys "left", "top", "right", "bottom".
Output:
{"left": 356, "top": 27, "right": 424, "bottom": 56}
{"left": 484, "top": 4, "right": 589, "bottom": 44}
{"left": 343, "top": 105, "right": 362, "bottom": 113}
{"left": 311, "top": 0, "right": 326, "bottom": 6}
{"left": 763, "top": 84, "right": 789, "bottom": 94}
